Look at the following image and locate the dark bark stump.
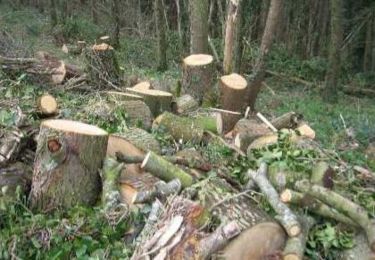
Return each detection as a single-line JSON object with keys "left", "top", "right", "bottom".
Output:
{"left": 30, "top": 119, "right": 108, "bottom": 212}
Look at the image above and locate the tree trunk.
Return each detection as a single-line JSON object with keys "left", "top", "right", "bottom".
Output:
{"left": 111, "top": 0, "right": 121, "bottom": 49}
{"left": 246, "top": 0, "right": 283, "bottom": 111}
{"left": 30, "top": 120, "right": 108, "bottom": 212}
{"left": 189, "top": 0, "right": 209, "bottom": 53}
{"left": 323, "top": 0, "right": 343, "bottom": 103}
{"left": 49, "top": 0, "right": 57, "bottom": 27}
{"left": 223, "top": 0, "right": 241, "bottom": 74}
{"left": 181, "top": 54, "right": 214, "bottom": 104}
{"left": 155, "top": 0, "right": 168, "bottom": 71}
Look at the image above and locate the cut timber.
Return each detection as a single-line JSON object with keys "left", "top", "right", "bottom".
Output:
{"left": 271, "top": 112, "right": 302, "bottom": 130}
{"left": 126, "top": 88, "right": 173, "bottom": 117}
{"left": 295, "top": 180, "right": 375, "bottom": 252}
{"left": 216, "top": 109, "right": 242, "bottom": 135}
{"left": 219, "top": 73, "right": 248, "bottom": 113}
{"left": 339, "top": 233, "right": 375, "bottom": 260}
{"left": 119, "top": 128, "right": 161, "bottom": 153}
{"left": 37, "top": 94, "right": 58, "bottom": 116}
{"left": 175, "top": 94, "right": 199, "bottom": 114}
{"left": 106, "top": 91, "right": 143, "bottom": 102}
{"left": 122, "top": 101, "right": 153, "bottom": 129}
{"left": 283, "top": 215, "right": 315, "bottom": 260}
{"left": 84, "top": 43, "right": 120, "bottom": 89}
{"left": 182, "top": 54, "right": 215, "bottom": 104}
{"left": 310, "top": 161, "right": 335, "bottom": 188}
{"left": 222, "top": 222, "right": 286, "bottom": 260}
{"left": 141, "top": 151, "right": 194, "bottom": 188}
{"left": 233, "top": 119, "right": 271, "bottom": 151}
{"left": 30, "top": 120, "right": 108, "bottom": 211}
{"left": 296, "top": 123, "right": 315, "bottom": 139}
{"left": 133, "top": 179, "right": 182, "bottom": 204}
{"left": 248, "top": 163, "right": 301, "bottom": 237}
{"left": 132, "top": 81, "right": 153, "bottom": 91}
{"left": 280, "top": 189, "right": 357, "bottom": 226}
{"left": 153, "top": 112, "right": 207, "bottom": 143}
{"left": 267, "top": 163, "right": 306, "bottom": 191}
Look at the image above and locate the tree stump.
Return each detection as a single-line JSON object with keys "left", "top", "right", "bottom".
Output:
{"left": 30, "top": 119, "right": 108, "bottom": 211}
{"left": 219, "top": 73, "right": 248, "bottom": 112}
{"left": 182, "top": 54, "right": 215, "bottom": 104}
{"left": 84, "top": 43, "right": 120, "bottom": 89}
{"left": 37, "top": 94, "right": 58, "bottom": 117}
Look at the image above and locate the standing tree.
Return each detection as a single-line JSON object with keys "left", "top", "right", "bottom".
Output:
{"left": 323, "top": 0, "right": 343, "bottom": 103}
{"left": 112, "top": 0, "right": 121, "bottom": 49}
{"left": 155, "top": 0, "right": 167, "bottom": 71}
{"left": 246, "top": 0, "right": 283, "bottom": 111}
{"left": 189, "top": 0, "right": 209, "bottom": 54}
{"left": 223, "top": 0, "right": 242, "bottom": 75}
{"left": 49, "top": 0, "right": 57, "bottom": 27}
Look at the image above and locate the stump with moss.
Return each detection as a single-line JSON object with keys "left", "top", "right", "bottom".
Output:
{"left": 30, "top": 120, "right": 108, "bottom": 211}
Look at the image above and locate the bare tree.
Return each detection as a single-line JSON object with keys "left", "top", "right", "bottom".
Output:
{"left": 189, "top": 0, "right": 209, "bottom": 54}
{"left": 155, "top": 0, "right": 167, "bottom": 71}
{"left": 246, "top": 0, "right": 283, "bottom": 111}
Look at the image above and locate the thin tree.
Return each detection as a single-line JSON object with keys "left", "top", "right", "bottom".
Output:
{"left": 246, "top": 0, "right": 283, "bottom": 111}
{"left": 155, "top": 0, "right": 167, "bottom": 71}
{"left": 323, "top": 0, "right": 343, "bottom": 102}
{"left": 189, "top": 0, "right": 209, "bottom": 54}
{"left": 223, "top": 0, "right": 242, "bottom": 75}
{"left": 112, "top": 0, "right": 121, "bottom": 48}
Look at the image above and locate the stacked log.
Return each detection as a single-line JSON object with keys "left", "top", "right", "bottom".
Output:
{"left": 37, "top": 94, "right": 58, "bottom": 117}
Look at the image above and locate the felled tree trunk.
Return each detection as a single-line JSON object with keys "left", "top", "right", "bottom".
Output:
{"left": 271, "top": 111, "right": 302, "bottom": 130}
{"left": 295, "top": 180, "right": 375, "bottom": 252}
{"left": 37, "top": 94, "right": 58, "bottom": 117}
{"left": 126, "top": 88, "right": 173, "bottom": 117}
{"left": 248, "top": 163, "right": 301, "bottom": 237}
{"left": 233, "top": 118, "right": 271, "bottom": 151}
{"left": 153, "top": 112, "right": 217, "bottom": 144}
{"left": 30, "top": 119, "right": 108, "bottom": 211}
{"left": 310, "top": 161, "right": 334, "bottom": 188}
{"left": 175, "top": 94, "right": 199, "bottom": 114}
{"left": 120, "top": 101, "right": 153, "bottom": 130}
{"left": 119, "top": 128, "right": 161, "bottom": 154}
{"left": 84, "top": 43, "right": 120, "bottom": 89}
{"left": 182, "top": 54, "right": 214, "bottom": 104}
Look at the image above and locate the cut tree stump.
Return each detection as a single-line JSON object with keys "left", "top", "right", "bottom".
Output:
{"left": 219, "top": 73, "right": 248, "bottom": 113}
{"left": 84, "top": 43, "right": 120, "bottom": 89}
{"left": 30, "top": 120, "right": 108, "bottom": 211}
{"left": 182, "top": 54, "right": 215, "bottom": 104}
{"left": 132, "top": 81, "right": 153, "bottom": 91}
{"left": 37, "top": 94, "right": 58, "bottom": 117}
{"left": 175, "top": 94, "right": 199, "bottom": 114}
{"left": 126, "top": 88, "right": 173, "bottom": 117}
{"left": 121, "top": 100, "right": 153, "bottom": 129}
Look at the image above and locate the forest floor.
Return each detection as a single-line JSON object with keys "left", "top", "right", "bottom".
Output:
{"left": 1, "top": 4, "right": 375, "bottom": 260}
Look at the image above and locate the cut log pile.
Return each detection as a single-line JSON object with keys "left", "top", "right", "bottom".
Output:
{"left": 1, "top": 49, "right": 375, "bottom": 260}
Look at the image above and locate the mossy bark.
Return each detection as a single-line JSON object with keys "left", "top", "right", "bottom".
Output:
{"left": 189, "top": 0, "right": 209, "bottom": 53}
{"left": 30, "top": 120, "right": 108, "bottom": 211}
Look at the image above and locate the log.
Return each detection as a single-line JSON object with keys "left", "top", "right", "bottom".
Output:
{"left": 84, "top": 43, "right": 120, "bottom": 89}
{"left": 126, "top": 88, "right": 173, "bottom": 117}
{"left": 141, "top": 152, "right": 194, "bottom": 188}
{"left": 101, "top": 157, "right": 124, "bottom": 211}
{"left": 119, "top": 128, "right": 161, "bottom": 153}
{"left": 342, "top": 85, "right": 375, "bottom": 99}
{"left": 37, "top": 94, "right": 58, "bottom": 116}
{"left": 182, "top": 54, "right": 215, "bottom": 104}
{"left": 219, "top": 73, "right": 248, "bottom": 113}
{"left": 233, "top": 118, "right": 272, "bottom": 151}
{"left": 339, "top": 233, "right": 375, "bottom": 260}
{"left": 295, "top": 180, "right": 375, "bottom": 252}
{"left": 0, "top": 128, "right": 23, "bottom": 166}
{"left": 248, "top": 163, "right": 301, "bottom": 237}
{"left": 106, "top": 91, "right": 144, "bottom": 102}
{"left": 153, "top": 112, "right": 216, "bottom": 144}
{"left": 271, "top": 112, "right": 302, "bottom": 130}
{"left": 310, "top": 161, "right": 335, "bottom": 188}
{"left": 283, "top": 215, "right": 315, "bottom": 260}
{"left": 222, "top": 222, "right": 287, "bottom": 260}
{"left": 132, "top": 81, "right": 153, "bottom": 91}
{"left": 198, "top": 221, "right": 241, "bottom": 259}
{"left": 216, "top": 109, "right": 242, "bottom": 135}
{"left": 121, "top": 100, "right": 153, "bottom": 130}
{"left": 175, "top": 94, "right": 199, "bottom": 114}
{"left": 280, "top": 189, "right": 358, "bottom": 226}
{"left": 133, "top": 179, "right": 182, "bottom": 204}
{"left": 30, "top": 119, "right": 108, "bottom": 211}
{"left": 267, "top": 163, "right": 306, "bottom": 191}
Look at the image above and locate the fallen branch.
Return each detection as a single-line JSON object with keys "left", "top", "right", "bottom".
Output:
{"left": 133, "top": 179, "right": 181, "bottom": 204}
{"left": 248, "top": 163, "right": 301, "bottom": 237}
{"left": 295, "top": 180, "right": 375, "bottom": 252}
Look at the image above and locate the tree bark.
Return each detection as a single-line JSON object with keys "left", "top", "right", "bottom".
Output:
{"left": 323, "top": 0, "right": 343, "bottom": 103}
{"left": 189, "top": 0, "right": 209, "bottom": 53}
{"left": 155, "top": 0, "right": 168, "bottom": 71}
{"left": 30, "top": 120, "right": 108, "bottom": 211}
{"left": 181, "top": 54, "right": 214, "bottom": 104}
{"left": 246, "top": 0, "right": 283, "bottom": 111}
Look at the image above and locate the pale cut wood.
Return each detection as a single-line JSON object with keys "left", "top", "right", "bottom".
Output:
{"left": 106, "top": 91, "right": 144, "bottom": 102}
{"left": 216, "top": 109, "right": 242, "bottom": 134}
{"left": 219, "top": 73, "right": 248, "bottom": 113}
{"left": 37, "top": 94, "right": 58, "bottom": 116}
{"left": 30, "top": 120, "right": 108, "bottom": 211}
{"left": 132, "top": 81, "right": 153, "bottom": 91}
